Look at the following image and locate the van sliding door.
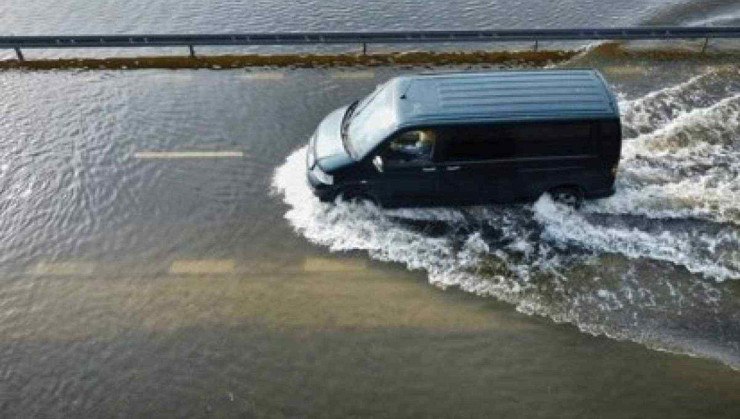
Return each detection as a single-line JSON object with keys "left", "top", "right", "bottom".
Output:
{"left": 437, "top": 125, "right": 516, "bottom": 205}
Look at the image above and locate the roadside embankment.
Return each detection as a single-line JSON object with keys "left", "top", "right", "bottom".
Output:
{"left": 1, "top": 42, "right": 736, "bottom": 70}
{"left": 0, "top": 49, "right": 579, "bottom": 70}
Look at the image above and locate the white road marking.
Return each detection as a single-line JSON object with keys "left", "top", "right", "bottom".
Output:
{"left": 29, "top": 262, "right": 96, "bottom": 276}
{"left": 602, "top": 66, "right": 647, "bottom": 75}
{"left": 24, "top": 257, "right": 370, "bottom": 277}
{"left": 169, "top": 259, "right": 236, "bottom": 275}
{"left": 703, "top": 64, "right": 738, "bottom": 73}
{"left": 241, "top": 72, "right": 285, "bottom": 80}
{"left": 134, "top": 151, "right": 244, "bottom": 159}
{"left": 331, "top": 71, "right": 375, "bottom": 79}
{"left": 302, "top": 257, "right": 367, "bottom": 272}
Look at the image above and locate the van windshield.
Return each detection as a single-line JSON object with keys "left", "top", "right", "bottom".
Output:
{"left": 346, "top": 82, "right": 399, "bottom": 159}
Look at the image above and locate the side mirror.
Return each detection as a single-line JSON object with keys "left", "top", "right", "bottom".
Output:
{"left": 372, "top": 155, "right": 384, "bottom": 173}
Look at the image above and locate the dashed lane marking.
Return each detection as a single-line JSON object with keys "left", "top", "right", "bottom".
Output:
{"left": 302, "top": 257, "right": 367, "bottom": 272}
{"left": 25, "top": 258, "right": 368, "bottom": 277}
{"left": 29, "top": 262, "right": 96, "bottom": 276}
{"left": 602, "top": 66, "right": 647, "bottom": 75}
{"left": 331, "top": 71, "right": 375, "bottom": 79}
{"left": 134, "top": 151, "right": 244, "bottom": 159}
{"left": 169, "top": 259, "right": 236, "bottom": 275}
{"left": 241, "top": 72, "right": 285, "bottom": 80}
{"left": 703, "top": 64, "right": 738, "bottom": 73}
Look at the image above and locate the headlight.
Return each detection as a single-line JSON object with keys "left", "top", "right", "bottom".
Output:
{"left": 311, "top": 165, "right": 333, "bottom": 185}
{"left": 307, "top": 148, "right": 316, "bottom": 169}
{"left": 307, "top": 135, "right": 317, "bottom": 168}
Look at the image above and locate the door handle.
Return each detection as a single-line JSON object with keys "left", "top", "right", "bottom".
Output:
{"left": 446, "top": 166, "right": 461, "bottom": 171}
{"left": 422, "top": 167, "right": 437, "bottom": 172}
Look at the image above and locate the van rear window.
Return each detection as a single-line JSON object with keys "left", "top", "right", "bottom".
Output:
{"left": 445, "top": 126, "right": 515, "bottom": 161}
{"left": 444, "top": 122, "right": 592, "bottom": 161}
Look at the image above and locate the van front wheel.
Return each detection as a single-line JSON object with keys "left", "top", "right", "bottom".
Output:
{"left": 548, "top": 186, "right": 583, "bottom": 208}
{"left": 338, "top": 189, "right": 378, "bottom": 206}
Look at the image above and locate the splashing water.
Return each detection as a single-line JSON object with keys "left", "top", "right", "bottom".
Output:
{"left": 273, "top": 68, "right": 740, "bottom": 368}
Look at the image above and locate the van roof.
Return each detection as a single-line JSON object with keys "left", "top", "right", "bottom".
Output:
{"left": 389, "top": 69, "right": 619, "bottom": 127}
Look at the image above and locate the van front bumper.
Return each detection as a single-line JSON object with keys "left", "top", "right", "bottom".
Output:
{"left": 307, "top": 169, "right": 338, "bottom": 202}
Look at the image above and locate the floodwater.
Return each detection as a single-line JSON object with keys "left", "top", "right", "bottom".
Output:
{"left": 1, "top": 0, "right": 740, "bottom": 417}
{"left": 1, "top": 51, "right": 739, "bottom": 417}
{"left": 2, "top": 0, "right": 737, "bottom": 34}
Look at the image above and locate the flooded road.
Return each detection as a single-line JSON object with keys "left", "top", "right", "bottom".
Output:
{"left": 1, "top": 52, "right": 740, "bottom": 415}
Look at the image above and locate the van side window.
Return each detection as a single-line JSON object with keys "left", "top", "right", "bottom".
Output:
{"left": 443, "top": 122, "right": 593, "bottom": 162}
{"left": 514, "top": 122, "right": 592, "bottom": 157}
{"left": 383, "top": 129, "right": 436, "bottom": 165}
{"left": 444, "top": 126, "right": 514, "bottom": 161}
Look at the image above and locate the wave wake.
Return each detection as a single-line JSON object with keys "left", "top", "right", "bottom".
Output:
{"left": 272, "top": 70, "right": 740, "bottom": 368}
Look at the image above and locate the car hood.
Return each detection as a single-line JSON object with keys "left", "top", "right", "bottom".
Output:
{"left": 313, "top": 105, "right": 355, "bottom": 172}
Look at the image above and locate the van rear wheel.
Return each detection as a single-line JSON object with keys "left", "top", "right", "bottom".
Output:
{"left": 549, "top": 186, "right": 583, "bottom": 208}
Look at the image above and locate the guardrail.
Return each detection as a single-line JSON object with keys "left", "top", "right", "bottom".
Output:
{"left": 2, "top": 27, "right": 739, "bottom": 61}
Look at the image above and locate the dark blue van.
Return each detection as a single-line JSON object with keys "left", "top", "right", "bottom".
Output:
{"left": 306, "top": 70, "right": 621, "bottom": 207}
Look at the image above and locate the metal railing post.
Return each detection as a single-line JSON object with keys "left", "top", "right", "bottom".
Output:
{"left": 362, "top": 43, "right": 367, "bottom": 55}
{"left": 14, "top": 47, "right": 24, "bottom": 61}
{"left": 534, "top": 39, "right": 538, "bottom": 52}
{"left": 188, "top": 45, "right": 195, "bottom": 58}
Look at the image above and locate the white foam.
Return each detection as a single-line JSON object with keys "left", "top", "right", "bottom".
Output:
{"left": 598, "top": 92, "right": 740, "bottom": 225}
{"left": 273, "top": 145, "right": 738, "bottom": 284}
{"left": 533, "top": 196, "right": 739, "bottom": 282}
{"left": 584, "top": 172, "right": 740, "bottom": 225}
{"left": 272, "top": 147, "right": 540, "bottom": 301}
{"left": 623, "top": 93, "right": 739, "bottom": 158}
{"left": 619, "top": 69, "right": 739, "bottom": 138}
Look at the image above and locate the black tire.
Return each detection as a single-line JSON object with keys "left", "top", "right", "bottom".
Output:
{"left": 549, "top": 186, "right": 583, "bottom": 208}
